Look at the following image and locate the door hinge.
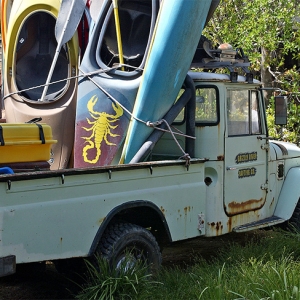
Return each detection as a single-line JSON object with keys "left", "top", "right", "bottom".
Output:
{"left": 261, "top": 143, "right": 269, "bottom": 151}
{"left": 261, "top": 183, "right": 268, "bottom": 190}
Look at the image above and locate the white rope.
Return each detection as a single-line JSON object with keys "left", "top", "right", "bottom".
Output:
{"left": 2, "top": 65, "right": 121, "bottom": 101}
{"left": 80, "top": 66, "right": 195, "bottom": 140}
{"left": 3, "top": 63, "right": 195, "bottom": 164}
{"left": 80, "top": 67, "right": 194, "bottom": 166}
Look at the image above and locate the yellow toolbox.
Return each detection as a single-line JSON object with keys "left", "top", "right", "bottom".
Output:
{"left": 0, "top": 123, "right": 57, "bottom": 163}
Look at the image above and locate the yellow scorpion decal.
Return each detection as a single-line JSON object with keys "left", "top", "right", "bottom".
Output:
{"left": 82, "top": 95, "right": 124, "bottom": 164}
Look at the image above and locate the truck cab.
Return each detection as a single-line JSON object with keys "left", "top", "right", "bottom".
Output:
{"left": 151, "top": 70, "right": 300, "bottom": 237}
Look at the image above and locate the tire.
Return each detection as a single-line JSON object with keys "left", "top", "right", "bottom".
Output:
{"left": 288, "top": 199, "right": 300, "bottom": 231}
{"left": 279, "top": 199, "right": 300, "bottom": 232}
{"left": 97, "top": 222, "right": 162, "bottom": 274}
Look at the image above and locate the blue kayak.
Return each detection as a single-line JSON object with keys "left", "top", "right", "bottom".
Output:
{"left": 120, "top": 0, "right": 213, "bottom": 164}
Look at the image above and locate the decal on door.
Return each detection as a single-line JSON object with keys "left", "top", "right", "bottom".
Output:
{"left": 238, "top": 167, "right": 257, "bottom": 178}
{"left": 235, "top": 151, "right": 257, "bottom": 164}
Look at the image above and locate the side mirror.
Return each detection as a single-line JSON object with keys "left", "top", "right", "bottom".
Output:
{"left": 275, "top": 96, "right": 287, "bottom": 125}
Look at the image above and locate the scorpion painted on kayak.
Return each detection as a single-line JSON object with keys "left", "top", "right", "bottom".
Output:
{"left": 82, "top": 95, "right": 124, "bottom": 164}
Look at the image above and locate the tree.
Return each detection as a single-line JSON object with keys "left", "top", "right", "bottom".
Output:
{"left": 203, "top": 0, "right": 299, "bottom": 88}
{"left": 203, "top": 0, "right": 300, "bottom": 144}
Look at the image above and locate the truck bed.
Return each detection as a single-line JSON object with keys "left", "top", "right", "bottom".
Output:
{"left": 0, "top": 159, "right": 205, "bottom": 265}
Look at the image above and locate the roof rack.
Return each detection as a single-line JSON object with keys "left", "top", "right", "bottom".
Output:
{"left": 191, "top": 41, "right": 253, "bottom": 83}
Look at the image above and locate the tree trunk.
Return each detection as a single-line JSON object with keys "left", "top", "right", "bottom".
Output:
{"left": 260, "top": 47, "right": 273, "bottom": 106}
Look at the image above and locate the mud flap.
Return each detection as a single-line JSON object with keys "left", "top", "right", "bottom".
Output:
{"left": 0, "top": 255, "right": 16, "bottom": 277}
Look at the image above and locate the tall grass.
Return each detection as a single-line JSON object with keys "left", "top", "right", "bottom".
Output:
{"left": 75, "top": 254, "right": 161, "bottom": 300}
{"left": 76, "top": 230, "right": 300, "bottom": 300}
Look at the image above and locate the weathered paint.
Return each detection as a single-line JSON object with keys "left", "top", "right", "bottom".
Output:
{"left": 208, "top": 221, "right": 223, "bottom": 236}
{"left": 275, "top": 167, "right": 300, "bottom": 220}
{"left": 226, "top": 198, "right": 266, "bottom": 216}
{"left": 0, "top": 160, "right": 205, "bottom": 263}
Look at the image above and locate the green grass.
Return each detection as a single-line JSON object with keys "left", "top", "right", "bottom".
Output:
{"left": 75, "top": 229, "right": 300, "bottom": 300}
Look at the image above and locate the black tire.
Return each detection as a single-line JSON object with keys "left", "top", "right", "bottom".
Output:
{"left": 97, "top": 222, "right": 162, "bottom": 274}
{"left": 279, "top": 199, "right": 300, "bottom": 232}
{"left": 288, "top": 199, "right": 300, "bottom": 231}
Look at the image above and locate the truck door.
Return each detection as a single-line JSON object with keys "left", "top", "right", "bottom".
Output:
{"left": 224, "top": 89, "right": 268, "bottom": 216}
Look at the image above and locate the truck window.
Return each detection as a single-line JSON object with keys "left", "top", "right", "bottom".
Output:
{"left": 195, "top": 86, "right": 218, "bottom": 125}
{"left": 173, "top": 86, "right": 219, "bottom": 125}
{"left": 227, "top": 89, "right": 261, "bottom": 136}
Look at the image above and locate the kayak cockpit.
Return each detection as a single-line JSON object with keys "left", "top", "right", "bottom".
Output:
{"left": 15, "top": 12, "right": 69, "bottom": 101}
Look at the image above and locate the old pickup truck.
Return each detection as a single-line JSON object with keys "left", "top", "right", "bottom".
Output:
{"left": 1, "top": 0, "right": 299, "bottom": 278}
{"left": 0, "top": 62, "right": 299, "bottom": 277}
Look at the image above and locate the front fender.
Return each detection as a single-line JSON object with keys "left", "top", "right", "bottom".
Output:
{"left": 274, "top": 167, "right": 300, "bottom": 220}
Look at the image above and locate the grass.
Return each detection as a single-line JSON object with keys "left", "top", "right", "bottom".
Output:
{"left": 75, "top": 254, "right": 161, "bottom": 300}
{"left": 75, "top": 229, "right": 300, "bottom": 300}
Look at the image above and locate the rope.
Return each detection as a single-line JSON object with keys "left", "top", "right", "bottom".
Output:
{"left": 2, "top": 65, "right": 123, "bottom": 101}
{"left": 159, "top": 119, "right": 191, "bottom": 166}
{"left": 80, "top": 67, "right": 195, "bottom": 139}
{"left": 3, "top": 63, "right": 194, "bottom": 165}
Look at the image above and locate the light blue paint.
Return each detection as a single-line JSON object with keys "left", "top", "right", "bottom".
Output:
{"left": 121, "top": 0, "right": 213, "bottom": 163}
{"left": 275, "top": 167, "right": 300, "bottom": 220}
{"left": 174, "top": 70, "right": 182, "bottom": 88}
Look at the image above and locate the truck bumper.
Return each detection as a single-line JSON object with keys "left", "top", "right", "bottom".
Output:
{"left": 0, "top": 255, "right": 16, "bottom": 277}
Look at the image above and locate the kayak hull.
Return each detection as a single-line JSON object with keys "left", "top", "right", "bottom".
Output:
{"left": 74, "top": 0, "right": 159, "bottom": 168}
{"left": 121, "top": 0, "right": 213, "bottom": 163}
{"left": 2, "top": 0, "right": 79, "bottom": 169}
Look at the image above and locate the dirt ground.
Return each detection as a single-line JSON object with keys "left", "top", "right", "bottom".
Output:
{"left": 0, "top": 231, "right": 265, "bottom": 300}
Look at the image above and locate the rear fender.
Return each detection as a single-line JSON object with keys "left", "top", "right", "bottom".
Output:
{"left": 88, "top": 200, "right": 171, "bottom": 256}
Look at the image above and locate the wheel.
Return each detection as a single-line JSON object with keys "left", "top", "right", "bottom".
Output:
{"left": 288, "top": 199, "right": 300, "bottom": 231}
{"left": 97, "top": 222, "right": 162, "bottom": 274}
{"left": 279, "top": 198, "right": 300, "bottom": 232}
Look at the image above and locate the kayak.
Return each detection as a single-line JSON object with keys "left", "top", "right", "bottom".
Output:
{"left": 1, "top": 0, "right": 13, "bottom": 109}
{"left": 74, "top": 0, "right": 159, "bottom": 167}
{"left": 120, "top": 0, "right": 213, "bottom": 164}
{"left": 0, "top": 0, "right": 13, "bottom": 53}
{"left": 2, "top": 0, "right": 79, "bottom": 169}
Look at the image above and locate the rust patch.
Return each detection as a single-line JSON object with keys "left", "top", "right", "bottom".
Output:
{"left": 160, "top": 206, "right": 166, "bottom": 215}
{"left": 227, "top": 218, "right": 232, "bottom": 232}
{"left": 98, "top": 217, "right": 106, "bottom": 225}
{"left": 208, "top": 221, "right": 223, "bottom": 236}
{"left": 184, "top": 206, "right": 191, "bottom": 214}
{"left": 226, "top": 197, "right": 266, "bottom": 216}
{"left": 269, "top": 197, "right": 275, "bottom": 209}
{"left": 217, "top": 155, "right": 224, "bottom": 161}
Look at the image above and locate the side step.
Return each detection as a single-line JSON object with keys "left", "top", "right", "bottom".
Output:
{"left": 233, "top": 216, "right": 286, "bottom": 233}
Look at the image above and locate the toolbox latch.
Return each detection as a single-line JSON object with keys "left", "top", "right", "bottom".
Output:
{"left": 0, "top": 126, "right": 5, "bottom": 146}
{"left": 36, "top": 124, "right": 46, "bottom": 144}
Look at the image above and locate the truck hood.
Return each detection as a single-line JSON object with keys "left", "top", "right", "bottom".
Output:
{"left": 270, "top": 140, "right": 300, "bottom": 160}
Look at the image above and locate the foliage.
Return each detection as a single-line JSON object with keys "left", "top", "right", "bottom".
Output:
{"left": 267, "top": 95, "right": 300, "bottom": 145}
{"left": 75, "top": 254, "right": 159, "bottom": 300}
{"left": 144, "top": 230, "right": 300, "bottom": 300}
{"left": 203, "top": 0, "right": 300, "bottom": 74}
{"left": 203, "top": 0, "right": 300, "bottom": 144}
{"left": 75, "top": 230, "right": 300, "bottom": 300}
